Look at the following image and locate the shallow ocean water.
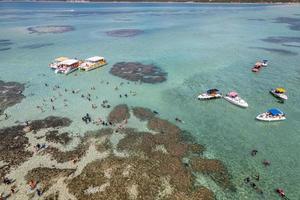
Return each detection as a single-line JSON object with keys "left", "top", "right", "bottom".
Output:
{"left": 0, "top": 2, "right": 300, "bottom": 199}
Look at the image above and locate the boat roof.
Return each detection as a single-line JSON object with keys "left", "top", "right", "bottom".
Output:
{"left": 207, "top": 89, "right": 219, "bottom": 93}
{"left": 55, "top": 57, "right": 69, "bottom": 62}
{"left": 268, "top": 108, "right": 284, "bottom": 115}
{"left": 60, "top": 59, "right": 79, "bottom": 65}
{"left": 86, "top": 56, "right": 104, "bottom": 62}
{"left": 275, "top": 87, "right": 286, "bottom": 93}
{"left": 228, "top": 91, "right": 238, "bottom": 97}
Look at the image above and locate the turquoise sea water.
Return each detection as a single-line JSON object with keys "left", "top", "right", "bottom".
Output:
{"left": 0, "top": 2, "right": 300, "bottom": 199}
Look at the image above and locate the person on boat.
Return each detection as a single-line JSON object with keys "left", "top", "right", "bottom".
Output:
{"left": 276, "top": 188, "right": 285, "bottom": 197}
{"left": 251, "top": 149, "right": 258, "bottom": 156}
{"left": 263, "top": 160, "right": 271, "bottom": 166}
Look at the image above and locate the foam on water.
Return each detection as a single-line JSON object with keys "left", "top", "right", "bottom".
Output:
{"left": 0, "top": 2, "right": 300, "bottom": 199}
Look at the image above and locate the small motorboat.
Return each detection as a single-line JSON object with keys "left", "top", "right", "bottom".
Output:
{"left": 256, "top": 108, "right": 286, "bottom": 122}
{"left": 198, "top": 89, "right": 222, "bottom": 100}
{"left": 224, "top": 91, "right": 248, "bottom": 108}
{"left": 270, "top": 88, "right": 288, "bottom": 100}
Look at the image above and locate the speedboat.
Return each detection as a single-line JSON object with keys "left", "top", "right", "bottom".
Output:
{"left": 256, "top": 108, "right": 286, "bottom": 122}
{"left": 270, "top": 88, "right": 288, "bottom": 100}
{"left": 79, "top": 56, "right": 107, "bottom": 71}
{"left": 252, "top": 62, "right": 262, "bottom": 72}
{"left": 261, "top": 60, "right": 268, "bottom": 67}
{"left": 55, "top": 59, "right": 80, "bottom": 75}
{"left": 49, "top": 57, "right": 69, "bottom": 69}
{"left": 198, "top": 89, "right": 222, "bottom": 100}
{"left": 224, "top": 91, "right": 248, "bottom": 108}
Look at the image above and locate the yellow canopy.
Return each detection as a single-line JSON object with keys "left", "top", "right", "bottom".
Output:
{"left": 55, "top": 57, "right": 69, "bottom": 62}
{"left": 275, "top": 88, "right": 286, "bottom": 93}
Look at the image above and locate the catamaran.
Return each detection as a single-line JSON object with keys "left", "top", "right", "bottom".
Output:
{"left": 198, "top": 89, "right": 222, "bottom": 100}
{"left": 79, "top": 56, "right": 107, "bottom": 71}
{"left": 224, "top": 91, "right": 248, "bottom": 108}
{"left": 256, "top": 108, "right": 286, "bottom": 122}
{"left": 49, "top": 57, "right": 69, "bottom": 69}
{"left": 55, "top": 59, "right": 80, "bottom": 75}
{"left": 270, "top": 88, "right": 288, "bottom": 100}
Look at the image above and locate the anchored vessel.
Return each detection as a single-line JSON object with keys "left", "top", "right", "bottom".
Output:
{"left": 55, "top": 59, "right": 80, "bottom": 75}
{"left": 79, "top": 56, "right": 107, "bottom": 71}
{"left": 256, "top": 108, "right": 286, "bottom": 122}
{"left": 270, "top": 88, "right": 288, "bottom": 100}
{"left": 198, "top": 89, "right": 222, "bottom": 100}
{"left": 224, "top": 91, "right": 248, "bottom": 108}
{"left": 49, "top": 57, "right": 69, "bottom": 69}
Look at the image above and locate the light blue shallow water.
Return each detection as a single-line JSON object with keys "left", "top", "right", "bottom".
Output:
{"left": 0, "top": 2, "right": 300, "bottom": 199}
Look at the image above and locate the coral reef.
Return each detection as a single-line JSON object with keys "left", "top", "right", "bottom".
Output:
{"left": 107, "top": 104, "right": 130, "bottom": 124}
{"left": 45, "top": 131, "right": 72, "bottom": 145}
{"left": 110, "top": 62, "right": 167, "bottom": 84}
{"left": 0, "top": 80, "right": 25, "bottom": 115}
{"left": 105, "top": 29, "right": 143, "bottom": 37}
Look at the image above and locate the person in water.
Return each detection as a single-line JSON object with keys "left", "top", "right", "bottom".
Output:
{"left": 251, "top": 149, "right": 258, "bottom": 156}
{"left": 276, "top": 188, "right": 286, "bottom": 198}
{"left": 263, "top": 160, "right": 271, "bottom": 166}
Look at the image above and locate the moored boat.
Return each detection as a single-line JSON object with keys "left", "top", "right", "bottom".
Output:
{"left": 79, "top": 56, "right": 107, "bottom": 71}
{"left": 49, "top": 57, "right": 69, "bottom": 69}
{"left": 198, "top": 89, "right": 222, "bottom": 100}
{"left": 270, "top": 88, "right": 288, "bottom": 100}
{"left": 224, "top": 91, "right": 248, "bottom": 108}
{"left": 256, "top": 108, "right": 286, "bottom": 122}
{"left": 55, "top": 59, "right": 80, "bottom": 75}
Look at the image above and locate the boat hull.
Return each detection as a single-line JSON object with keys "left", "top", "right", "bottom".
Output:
{"left": 224, "top": 96, "right": 248, "bottom": 108}
{"left": 79, "top": 62, "right": 107, "bottom": 71}
{"left": 270, "top": 90, "right": 288, "bottom": 100}
{"left": 198, "top": 94, "right": 222, "bottom": 100}
{"left": 256, "top": 113, "right": 286, "bottom": 122}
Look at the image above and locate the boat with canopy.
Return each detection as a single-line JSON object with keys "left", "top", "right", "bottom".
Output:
{"left": 256, "top": 108, "right": 286, "bottom": 121}
{"left": 55, "top": 59, "right": 80, "bottom": 75}
{"left": 49, "top": 57, "right": 69, "bottom": 69}
{"left": 198, "top": 89, "right": 222, "bottom": 100}
{"left": 224, "top": 91, "right": 248, "bottom": 108}
{"left": 79, "top": 56, "right": 107, "bottom": 71}
{"left": 270, "top": 87, "right": 288, "bottom": 100}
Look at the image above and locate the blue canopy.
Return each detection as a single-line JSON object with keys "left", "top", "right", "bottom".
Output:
{"left": 268, "top": 108, "right": 283, "bottom": 115}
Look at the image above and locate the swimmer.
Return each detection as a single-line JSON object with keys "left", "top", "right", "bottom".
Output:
{"left": 251, "top": 149, "right": 258, "bottom": 156}
{"left": 263, "top": 160, "right": 271, "bottom": 166}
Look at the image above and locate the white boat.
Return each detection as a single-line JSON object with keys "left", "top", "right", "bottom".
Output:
{"left": 79, "top": 56, "right": 107, "bottom": 71}
{"left": 49, "top": 57, "right": 69, "bottom": 69}
{"left": 198, "top": 89, "right": 222, "bottom": 100}
{"left": 55, "top": 59, "right": 80, "bottom": 75}
{"left": 224, "top": 91, "right": 248, "bottom": 108}
{"left": 256, "top": 108, "right": 286, "bottom": 122}
{"left": 270, "top": 88, "right": 288, "bottom": 100}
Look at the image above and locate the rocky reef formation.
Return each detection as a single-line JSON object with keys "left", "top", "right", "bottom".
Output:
{"left": 132, "top": 107, "right": 156, "bottom": 121}
{"left": 0, "top": 80, "right": 25, "bottom": 115}
{"left": 105, "top": 29, "right": 143, "bottom": 37}
{"left": 45, "top": 130, "right": 72, "bottom": 145}
{"left": 0, "top": 116, "right": 71, "bottom": 179}
{"left": 110, "top": 62, "right": 167, "bottom": 84}
{"left": 27, "top": 25, "right": 75, "bottom": 34}
{"left": 107, "top": 104, "right": 130, "bottom": 124}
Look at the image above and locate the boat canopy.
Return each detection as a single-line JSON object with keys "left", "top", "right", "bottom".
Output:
{"left": 55, "top": 57, "right": 69, "bottom": 62}
{"left": 275, "top": 88, "right": 286, "bottom": 93}
{"left": 207, "top": 89, "right": 219, "bottom": 94}
{"left": 60, "top": 59, "right": 79, "bottom": 66}
{"left": 268, "top": 108, "right": 284, "bottom": 116}
{"left": 86, "top": 56, "right": 104, "bottom": 62}
{"left": 228, "top": 91, "right": 238, "bottom": 97}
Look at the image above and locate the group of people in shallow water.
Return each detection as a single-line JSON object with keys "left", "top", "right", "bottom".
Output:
{"left": 244, "top": 149, "right": 289, "bottom": 199}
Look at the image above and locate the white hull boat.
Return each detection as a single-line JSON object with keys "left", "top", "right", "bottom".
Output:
{"left": 198, "top": 93, "right": 222, "bottom": 100}
{"left": 256, "top": 108, "right": 286, "bottom": 122}
{"left": 256, "top": 113, "right": 286, "bottom": 121}
{"left": 224, "top": 96, "right": 248, "bottom": 108}
{"left": 55, "top": 67, "right": 78, "bottom": 75}
{"left": 270, "top": 89, "right": 288, "bottom": 100}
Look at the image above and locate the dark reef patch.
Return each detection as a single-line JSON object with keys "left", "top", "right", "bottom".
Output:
{"left": 20, "top": 43, "right": 54, "bottom": 49}
{"left": 247, "top": 18, "right": 266, "bottom": 21}
{"left": 261, "top": 36, "right": 300, "bottom": 44}
{"left": 0, "top": 80, "right": 25, "bottom": 115}
{"left": 27, "top": 25, "right": 75, "bottom": 34}
{"left": 107, "top": 104, "right": 130, "bottom": 124}
{"left": 0, "top": 39, "right": 13, "bottom": 51}
{"left": 282, "top": 43, "right": 300, "bottom": 48}
{"left": 0, "top": 116, "right": 72, "bottom": 179}
{"left": 45, "top": 131, "right": 72, "bottom": 145}
{"left": 0, "top": 47, "right": 11, "bottom": 52}
{"left": 105, "top": 29, "right": 144, "bottom": 37}
{"left": 273, "top": 17, "right": 300, "bottom": 31}
{"left": 249, "top": 47, "right": 298, "bottom": 56}
{"left": 110, "top": 62, "right": 167, "bottom": 84}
